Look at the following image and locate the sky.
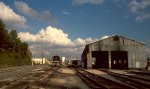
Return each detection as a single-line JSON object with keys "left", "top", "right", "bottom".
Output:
{"left": 0, "top": 0, "right": 150, "bottom": 59}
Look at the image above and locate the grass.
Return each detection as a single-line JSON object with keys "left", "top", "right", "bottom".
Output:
{"left": 0, "top": 52, "right": 31, "bottom": 68}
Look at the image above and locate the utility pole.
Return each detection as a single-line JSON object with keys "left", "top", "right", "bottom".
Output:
{"left": 40, "top": 36, "right": 43, "bottom": 64}
{"left": 40, "top": 29, "right": 47, "bottom": 65}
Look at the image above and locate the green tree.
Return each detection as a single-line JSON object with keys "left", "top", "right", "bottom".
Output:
{"left": 0, "top": 19, "right": 32, "bottom": 67}
{"left": 20, "top": 42, "right": 28, "bottom": 55}
{"left": 0, "top": 19, "right": 5, "bottom": 30}
{"left": 9, "top": 30, "right": 18, "bottom": 41}
{"left": 0, "top": 19, "right": 10, "bottom": 50}
{"left": 9, "top": 30, "right": 19, "bottom": 52}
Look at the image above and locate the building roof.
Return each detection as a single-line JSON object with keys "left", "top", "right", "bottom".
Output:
{"left": 87, "top": 35, "right": 145, "bottom": 46}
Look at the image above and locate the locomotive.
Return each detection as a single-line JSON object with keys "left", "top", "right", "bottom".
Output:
{"left": 52, "top": 56, "right": 61, "bottom": 66}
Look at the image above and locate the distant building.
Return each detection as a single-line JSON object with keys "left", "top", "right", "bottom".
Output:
{"left": 82, "top": 35, "right": 147, "bottom": 69}
{"left": 68, "top": 59, "right": 81, "bottom": 67}
{"left": 61, "top": 57, "right": 66, "bottom": 65}
{"left": 32, "top": 58, "right": 49, "bottom": 65}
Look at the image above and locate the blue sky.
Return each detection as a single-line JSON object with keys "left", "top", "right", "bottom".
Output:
{"left": 0, "top": 0, "right": 150, "bottom": 58}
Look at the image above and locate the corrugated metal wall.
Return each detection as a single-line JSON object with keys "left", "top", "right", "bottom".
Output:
{"left": 120, "top": 37, "right": 147, "bottom": 68}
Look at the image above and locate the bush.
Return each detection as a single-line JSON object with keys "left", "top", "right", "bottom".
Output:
{"left": 0, "top": 52, "right": 31, "bottom": 68}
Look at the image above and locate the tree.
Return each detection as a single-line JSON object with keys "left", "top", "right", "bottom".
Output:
{"left": 9, "top": 30, "right": 18, "bottom": 41}
{"left": 0, "top": 19, "right": 10, "bottom": 50}
{"left": 0, "top": 19, "right": 5, "bottom": 30}
{"left": 9, "top": 30, "right": 18, "bottom": 52}
{"left": 0, "top": 19, "right": 32, "bottom": 66}
{"left": 20, "top": 42, "right": 28, "bottom": 55}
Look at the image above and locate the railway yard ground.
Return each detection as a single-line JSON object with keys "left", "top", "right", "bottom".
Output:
{"left": 0, "top": 65, "right": 150, "bottom": 89}
{"left": 0, "top": 65, "right": 89, "bottom": 89}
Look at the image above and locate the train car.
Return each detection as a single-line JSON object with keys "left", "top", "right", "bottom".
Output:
{"left": 52, "top": 56, "right": 61, "bottom": 66}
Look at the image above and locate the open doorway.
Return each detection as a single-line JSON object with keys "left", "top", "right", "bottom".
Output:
{"left": 111, "top": 51, "right": 128, "bottom": 69}
{"left": 92, "top": 51, "right": 109, "bottom": 69}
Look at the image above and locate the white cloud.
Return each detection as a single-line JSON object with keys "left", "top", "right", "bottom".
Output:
{"left": 101, "top": 35, "right": 109, "bottom": 39}
{"left": 136, "top": 14, "right": 150, "bottom": 21}
{"left": 74, "top": 37, "right": 98, "bottom": 46}
{"left": 128, "top": 0, "right": 150, "bottom": 13}
{"left": 86, "top": 37, "right": 98, "bottom": 43}
{"left": 128, "top": 0, "right": 150, "bottom": 21}
{"left": 73, "top": 0, "right": 105, "bottom": 5}
{"left": 18, "top": 26, "right": 97, "bottom": 58}
{"left": 129, "top": 0, "right": 140, "bottom": 13}
{"left": 74, "top": 38, "right": 86, "bottom": 46}
{"left": 18, "top": 26, "right": 73, "bottom": 46}
{"left": 0, "top": 2, "right": 27, "bottom": 29}
{"left": 14, "top": 1, "right": 56, "bottom": 23}
{"left": 111, "top": 0, "right": 150, "bottom": 21}
{"left": 62, "top": 11, "right": 70, "bottom": 15}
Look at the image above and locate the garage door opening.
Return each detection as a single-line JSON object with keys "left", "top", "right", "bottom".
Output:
{"left": 92, "top": 51, "right": 109, "bottom": 69}
{"left": 111, "top": 51, "right": 128, "bottom": 69}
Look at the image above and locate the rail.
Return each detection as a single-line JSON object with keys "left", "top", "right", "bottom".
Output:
{"left": 100, "top": 69, "right": 150, "bottom": 89}
{"left": 76, "top": 69, "right": 135, "bottom": 89}
{"left": 0, "top": 67, "right": 58, "bottom": 89}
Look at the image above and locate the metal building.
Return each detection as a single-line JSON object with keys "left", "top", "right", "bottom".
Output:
{"left": 82, "top": 35, "right": 147, "bottom": 69}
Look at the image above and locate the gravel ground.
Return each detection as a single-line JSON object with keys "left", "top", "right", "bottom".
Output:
{"left": 86, "top": 69, "right": 128, "bottom": 85}
{"left": 0, "top": 66, "right": 89, "bottom": 89}
{"left": 0, "top": 65, "right": 48, "bottom": 81}
{"left": 38, "top": 67, "right": 90, "bottom": 89}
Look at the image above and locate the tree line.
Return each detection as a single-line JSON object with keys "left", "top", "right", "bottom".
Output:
{"left": 0, "top": 19, "right": 31, "bottom": 68}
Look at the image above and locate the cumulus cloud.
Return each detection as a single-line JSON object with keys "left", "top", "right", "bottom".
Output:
{"left": 74, "top": 38, "right": 86, "bottom": 46}
{"left": 73, "top": 0, "right": 105, "bottom": 5}
{"left": 18, "top": 26, "right": 73, "bottom": 46}
{"left": 74, "top": 37, "right": 98, "bottom": 46}
{"left": 14, "top": 1, "right": 56, "bottom": 23}
{"left": 128, "top": 0, "right": 150, "bottom": 21}
{"left": 0, "top": 2, "right": 27, "bottom": 29}
{"left": 18, "top": 26, "right": 97, "bottom": 58}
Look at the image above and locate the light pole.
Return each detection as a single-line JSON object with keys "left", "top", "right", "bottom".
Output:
{"left": 40, "top": 36, "right": 43, "bottom": 64}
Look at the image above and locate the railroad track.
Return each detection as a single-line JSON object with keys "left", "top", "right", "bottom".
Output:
{"left": 0, "top": 67, "right": 58, "bottom": 89}
{"left": 0, "top": 67, "right": 23, "bottom": 73}
{"left": 129, "top": 70, "right": 150, "bottom": 76}
{"left": 76, "top": 69, "right": 134, "bottom": 89}
{"left": 101, "top": 69, "right": 150, "bottom": 89}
